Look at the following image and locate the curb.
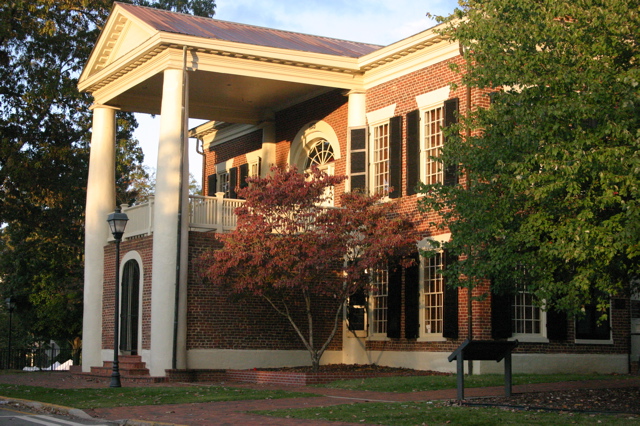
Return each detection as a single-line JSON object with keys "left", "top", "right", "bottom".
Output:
{"left": 0, "top": 395, "right": 186, "bottom": 425}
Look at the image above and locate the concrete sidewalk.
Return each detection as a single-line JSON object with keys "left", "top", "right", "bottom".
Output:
{"left": 0, "top": 373, "right": 638, "bottom": 425}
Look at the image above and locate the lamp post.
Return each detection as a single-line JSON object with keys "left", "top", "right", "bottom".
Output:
{"left": 107, "top": 207, "right": 129, "bottom": 388}
{"left": 5, "top": 298, "right": 15, "bottom": 369}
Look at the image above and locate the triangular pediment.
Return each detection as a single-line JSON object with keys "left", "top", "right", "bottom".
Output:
{"left": 80, "top": 5, "right": 156, "bottom": 81}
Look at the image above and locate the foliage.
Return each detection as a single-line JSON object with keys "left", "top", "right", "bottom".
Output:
{"left": 419, "top": 0, "right": 640, "bottom": 315}
{"left": 0, "top": 383, "right": 310, "bottom": 408}
{"left": 200, "top": 167, "right": 418, "bottom": 370}
{"left": 0, "top": 0, "right": 213, "bottom": 343}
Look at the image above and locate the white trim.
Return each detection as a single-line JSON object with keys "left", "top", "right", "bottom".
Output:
{"left": 417, "top": 235, "right": 451, "bottom": 342}
{"left": 289, "top": 120, "right": 341, "bottom": 170}
{"left": 366, "top": 104, "right": 396, "bottom": 126}
{"left": 119, "top": 251, "right": 144, "bottom": 355}
{"left": 416, "top": 86, "right": 450, "bottom": 110}
{"left": 214, "top": 158, "right": 234, "bottom": 174}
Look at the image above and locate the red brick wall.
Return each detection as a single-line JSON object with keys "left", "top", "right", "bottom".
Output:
{"left": 274, "top": 89, "right": 349, "bottom": 200}
{"left": 102, "top": 236, "right": 153, "bottom": 351}
{"left": 187, "top": 232, "right": 342, "bottom": 352}
{"left": 203, "top": 129, "right": 263, "bottom": 195}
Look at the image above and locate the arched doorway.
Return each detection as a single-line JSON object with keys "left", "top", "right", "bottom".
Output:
{"left": 120, "top": 259, "right": 140, "bottom": 355}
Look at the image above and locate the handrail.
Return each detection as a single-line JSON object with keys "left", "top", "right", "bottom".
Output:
{"left": 107, "top": 193, "right": 245, "bottom": 242}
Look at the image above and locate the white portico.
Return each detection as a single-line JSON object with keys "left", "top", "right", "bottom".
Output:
{"left": 78, "top": 2, "right": 382, "bottom": 376}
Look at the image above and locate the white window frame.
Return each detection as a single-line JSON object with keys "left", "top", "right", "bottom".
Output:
{"left": 369, "top": 264, "right": 389, "bottom": 340}
{"left": 416, "top": 87, "right": 450, "bottom": 187}
{"left": 421, "top": 252, "right": 446, "bottom": 341}
{"left": 366, "top": 104, "right": 396, "bottom": 196}
{"left": 417, "top": 234, "right": 449, "bottom": 342}
{"left": 217, "top": 170, "right": 230, "bottom": 197}
{"left": 575, "top": 301, "right": 613, "bottom": 345}
{"left": 510, "top": 291, "right": 548, "bottom": 343}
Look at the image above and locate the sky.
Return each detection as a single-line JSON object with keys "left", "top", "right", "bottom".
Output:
{"left": 133, "top": 0, "right": 461, "bottom": 185}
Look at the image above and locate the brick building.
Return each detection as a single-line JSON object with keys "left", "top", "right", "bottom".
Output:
{"left": 78, "top": 3, "right": 639, "bottom": 378}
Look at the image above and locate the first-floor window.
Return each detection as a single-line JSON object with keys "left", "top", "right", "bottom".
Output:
{"left": 512, "top": 291, "right": 542, "bottom": 335}
{"left": 371, "top": 265, "right": 389, "bottom": 335}
{"left": 576, "top": 303, "right": 611, "bottom": 341}
{"left": 424, "top": 252, "right": 444, "bottom": 335}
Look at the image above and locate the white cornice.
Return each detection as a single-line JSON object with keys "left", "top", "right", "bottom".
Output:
{"left": 362, "top": 41, "right": 459, "bottom": 89}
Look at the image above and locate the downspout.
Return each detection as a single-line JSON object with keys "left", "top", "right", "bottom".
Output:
{"left": 172, "top": 46, "right": 187, "bottom": 370}
{"left": 195, "top": 136, "right": 205, "bottom": 193}
{"left": 461, "top": 42, "right": 474, "bottom": 375}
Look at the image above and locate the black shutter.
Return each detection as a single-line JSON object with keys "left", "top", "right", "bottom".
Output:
{"left": 239, "top": 163, "right": 249, "bottom": 189}
{"left": 546, "top": 308, "right": 567, "bottom": 340}
{"left": 443, "top": 98, "right": 459, "bottom": 186}
{"left": 388, "top": 115, "right": 402, "bottom": 199}
{"left": 404, "top": 258, "right": 420, "bottom": 339}
{"left": 229, "top": 167, "right": 238, "bottom": 199}
{"left": 387, "top": 264, "right": 402, "bottom": 338}
{"left": 442, "top": 250, "right": 459, "bottom": 339}
{"left": 349, "top": 128, "right": 367, "bottom": 191}
{"left": 491, "top": 290, "right": 513, "bottom": 339}
{"left": 406, "top": 109, "right": 420, "bottom": 196}
{"left": 207, "top": 174, "right": 217, "bottom": 196}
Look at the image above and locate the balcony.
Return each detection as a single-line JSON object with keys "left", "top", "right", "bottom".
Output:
{"left": 114, "top": 193, "right": 245, "bottom": 241}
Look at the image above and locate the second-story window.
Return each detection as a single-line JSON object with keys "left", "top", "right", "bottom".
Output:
{"left": 372, "top": 122, "right": 390, "bottom": 195}
{"left": 218, "top": 171, "right": 230, "bottom": 198}
{"left": 423, "top": 106, "right": 444, "bottom": 185}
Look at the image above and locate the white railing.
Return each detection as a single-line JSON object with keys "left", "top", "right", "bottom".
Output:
{"left": 111, "top": 193, "right": 244, "bottom": 241}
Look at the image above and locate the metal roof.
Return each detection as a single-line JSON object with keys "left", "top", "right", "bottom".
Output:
{"left": 117, "top": 2, "right": 383, "bottom": 58}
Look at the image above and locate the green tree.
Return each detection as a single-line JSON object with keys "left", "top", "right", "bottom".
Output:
{"left": 419, "top": 0, "right": 640, "bottom": 316}
{"left": 0, "top": 0, "right": 215, "bottom": 345}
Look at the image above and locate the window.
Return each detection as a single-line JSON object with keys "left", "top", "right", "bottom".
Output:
{"left": 372, "top": 122, "right": 389, "bottom": 194}
{"left": 370, "top": 265, "right": 389, "bottom": 335}
{"left": 218, "top": 171, "right": 230, "bottom": 197}
{"left": 512, "top": 291, "right": 542, "bottom": 335}
{"left": 305, "top": 139, "right": 334, "bottom": 170}
{"left": 423, "top": 106, "right": 444, "bottom": 185}
{"left": 423, "top": 252, "right": 444, "bottom": 335}
{"left": 249, "top": 158, "right": 261, "bottom": 178}
{"left": 575, "top": 303, "right": 611, "bottom": 342}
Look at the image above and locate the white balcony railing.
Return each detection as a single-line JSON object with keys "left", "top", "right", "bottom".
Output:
{"left": 113, "top": 193, "right": 244, "bottom": 241}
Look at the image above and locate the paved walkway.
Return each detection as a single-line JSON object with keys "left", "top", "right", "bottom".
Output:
{"left": 0, "top": 373, "right": 639, "bottom": 425}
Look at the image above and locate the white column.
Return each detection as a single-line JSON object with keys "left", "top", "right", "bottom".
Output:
{"left": 150, "top": 68, "right": 187, "bottom": 376}
{"left": 260, "top": 120, "right": 276, "bottom": 176}
{"left": 347, "top": 90, "right": 367, "bottom": 127}
{"left": 82, "top": 105, "right": 117, "bottom": 372}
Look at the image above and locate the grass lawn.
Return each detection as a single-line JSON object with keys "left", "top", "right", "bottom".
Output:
{"left": 253, "top": 401, "right": 640, "bottom": 425}
{"left": 316, "top": 373, "right": 630, "bottom": 393}
{"left": 0, "top": 384, "right": 312, "bottom": 409}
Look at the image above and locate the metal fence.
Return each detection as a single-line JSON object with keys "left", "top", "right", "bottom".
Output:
{"left": 0, "top": 347, "right": 81, "bottom": 371}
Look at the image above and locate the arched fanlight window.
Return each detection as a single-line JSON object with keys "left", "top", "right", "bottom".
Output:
{"left": 305, "top": 139, "right": 334, "bottom": 170}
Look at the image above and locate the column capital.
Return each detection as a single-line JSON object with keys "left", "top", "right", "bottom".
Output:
{"left": 89, "top": 103, "right": 120, "bottom": 111}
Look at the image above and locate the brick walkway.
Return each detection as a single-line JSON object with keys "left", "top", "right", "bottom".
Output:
{"left": 0, "top": 373, "right": 638, "bottom": 425}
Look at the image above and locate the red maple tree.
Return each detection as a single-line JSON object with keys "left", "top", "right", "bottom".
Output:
{"left": 200, "top": 167, "right": 418, "bottom": 370}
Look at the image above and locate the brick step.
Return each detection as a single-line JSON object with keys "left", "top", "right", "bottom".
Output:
{"left": 91, "top": 366, "right": 151, "bottom": 377}
{"left": 103, "top": 360, "right": 147, "bottom": 369}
